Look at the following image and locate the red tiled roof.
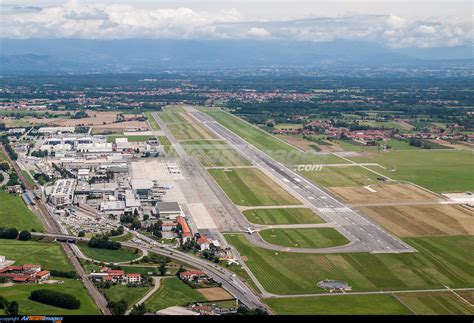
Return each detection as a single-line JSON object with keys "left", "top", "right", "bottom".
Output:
{"left": 197, "top": 237, "right": 209, "bottom": 244}
{"left": 127, "top": 273, "right": 141, "bottom": 277}
{"left": 35, "top": 270, "right": 50, "bottom": 277}
{"left": 13, "top": 276, "right": 29, "bottom": 282}
{"left": 23, "top": 264, "right": 41, "bottom": 268}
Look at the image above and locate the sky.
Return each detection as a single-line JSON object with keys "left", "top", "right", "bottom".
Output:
{"left": 1, "top": 0, "right": 472, "bottom": 48}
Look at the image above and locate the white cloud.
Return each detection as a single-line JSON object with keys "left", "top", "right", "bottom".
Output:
{"left": 0, "top": 1, "right": 472, "bottom": 48}
{"left": 246, "top": 27, "right": 271, "bottom": 38}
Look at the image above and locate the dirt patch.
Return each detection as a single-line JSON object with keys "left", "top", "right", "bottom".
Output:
{"left": 360, "top": 204, "right": 474, "bottom": 237}
{"left": 329, "top": 183, "right": 440, "bottom": 204}
{"left": 196, "top": 287, "right": 234, "bottom": 301}
{"left": 240, "top": 256, "right": 248, "bottom": 261}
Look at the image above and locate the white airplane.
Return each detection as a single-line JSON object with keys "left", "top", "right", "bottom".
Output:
{"left": 227, "top": 258, "right": 240, "bottom": 266}
{"left": 243, "top": 227, "right": 256, "bottom": 235}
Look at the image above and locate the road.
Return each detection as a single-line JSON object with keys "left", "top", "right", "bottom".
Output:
{"left": 187, "top": 109, "right": 416, "bottom": 254}
{"left": 124, "top": 277, "right": 162, "bottom": 315}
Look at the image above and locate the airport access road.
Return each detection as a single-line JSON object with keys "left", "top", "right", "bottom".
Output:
{"left": 187, "top": 109, "right": 416, "bottom": 254}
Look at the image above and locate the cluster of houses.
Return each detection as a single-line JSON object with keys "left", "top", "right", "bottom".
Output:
{"left": 0, "top": 260, "right": 50, "bottom": 284}
{"left": 270, "top": 118, "right": 474, "bottom": 145}
{"left": 89, "top": 266, "right": 142, "bottom": 284}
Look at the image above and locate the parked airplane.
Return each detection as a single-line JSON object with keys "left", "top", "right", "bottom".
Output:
{"left": 243, "top": 227, "right": 256, "bottom": 235}
{"left": 227, "top": 258, "right": 240, "bottom": 266}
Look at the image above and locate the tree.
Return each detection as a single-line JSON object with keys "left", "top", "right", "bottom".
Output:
{"left": 0, "top": 227, "right": 18, "bottom": 240}
{"left": 130, "top": 303, "right": 146, "bottom": 315}
{"left": 0, "top": 296, "right": 8, "bottom": 309}
{"left": 18, "top": 230, "right": 32, "bottom": 241}
{"left": 6, "top": 301, "right": 19, "bottom": 315}
{"left": 159, "top": 262, "right": 167, "bottom": 276}
{"left": 108, "top": 299, "right": 128, "bottom": 315}
{"left": 78, "top": 231, "right": 85, "bottom": 237}
{"left": 143, "top": 214, "right": 149, "bottom": 221}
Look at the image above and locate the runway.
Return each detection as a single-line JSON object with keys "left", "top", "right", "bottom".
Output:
{"left": 188, "top": 109, "right": 416, "bottom": 254}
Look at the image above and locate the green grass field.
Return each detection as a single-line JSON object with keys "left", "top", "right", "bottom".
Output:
{"left": 21, "top": 170, "right": 36, "bottom": 187}
{"left": 396, "top": 292, "right": 474, "bottom": 315}
{"left": 242, "top": 208, "right": 324, "bottom": 225}
{"left": 225, "top": 234, "right": 474, "bottom": 295}
{"left": 0, "top": 240, "right": 99, "bottom": 315}
{"left": 359, "top": 120, "right": 406, "bottom": 130}
{"left": 157, "top": 136, "right": 171, "bottom": 146}
{"left": 1, "top": 278, "right": 100, "bottom": 315}
{"left": 0, "top": 191, "right": 43, "bottom": 231}
{"left": 182, "top": 140, "right": 251, "bottom": 167}
{"left": 259, "top": 228, "right": 349, "bottom": 248}
{"left": 103, "top": 284, "right": 151, "bottom": 308}
{"left": 144, "top": 112, "right": 161, "bottom": 130}
{"left": 298, "top": 165, "right": 381, "bottom": 187}
{"left": 209, "top": 168, "right": 301, "bottom": 206}
{"left": 349, "top": 149, "right": 474, "bottom": 192}
{"left": 0, "top": 239, "right": 73, "bottom": 271}
{"left": 264, "top": 294, "right": 410, "bottom": 315}
{"left": 203, "top": 109, "right": 347, "bottom": 165}
{"left": 157, "top": 111, "right": 186, "bottom": 124}
{"left": 145, "top": 277, "right": 206, "bottom": 312}
{"left": 106, "top": 135, "right": 152, "bottom": 143}
{"left": 78, "top": 244, "right": 142, "bottom": 263}
{"left": 168, "top": 123, "right": 216, "bottom": 140}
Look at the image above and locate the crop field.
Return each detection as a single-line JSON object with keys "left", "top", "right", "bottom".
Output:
{"left": 196, "top": 287, "right": 234, "bottom": 301}
{"left": 90, "top": 127, "right": 123, "bottom": 135}
{"left": 225, "top": 234, "right": 474, "bottom": 295}
{"left": 203, "top": 109, "right": 347, "bottom": 165}
{"left": 106, "top": 135, "right": 152, "bottom": 143}
{"left": 396, "top": 292, "right": 474, "bottom": 315}
{"left": 259, "top": 228, "right": 349, "bottom": 248}
{"left": 208, "top": 168, "right": 301, "bottom": 206}
{"left": 360, "top": 205, "right": 474, "bottom": 237}
{"left": 242, "top": 208, "right": 324, "bottom": 225}
{"left": 348, "top": 149, "right": 474, "bottom": 193}
{"left": 275, "top": 135, "right": 321, "bottom": 151}
{"left": 168, "top": 122, "right": 217, "bottom": 140}
{"left": 0, "top": 191, "right": 43, "bottom": 231}
{"left": 157, "top": 110, "right": 186, "bottom": 124}
{"left": 145, "top": 277, "right": 207, "bottom": 312}
{"left": 0, "top": 278, "right": 100, "bottom": 315}
{"left": 78, "top": 243, "right": 142, "bottom": 263}
{"left": 0, "top": 240, "right": 73, "bottom": 270}
{"left": 298, "top": 165, "right": 381, "bottom": 187}
{"left": 274, "top": 123, "right": 303, "bottom": 130}
{"left": 104, "top": 284, "right": 151, "bottom": 308}
{"left": 264, "top": 295, "right": 410, "bottom": 315}
{"left": 144, "top": 112, "right": 161, "bottom": 130}
{"left": 359, "top": 120, "right": 407, "bottom": 130}
{"left": 182, "top": 140, "right": 251, "bottom": 167}
{"left": 330, "top": 183, "right": 439, "bottom": 204}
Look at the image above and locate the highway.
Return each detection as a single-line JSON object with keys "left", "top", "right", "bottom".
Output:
{"left": 188, "top": 109, "right": 416, "bottom": 254}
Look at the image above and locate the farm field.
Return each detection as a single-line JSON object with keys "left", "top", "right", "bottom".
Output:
{"left": 208, "top": 168, "right": 301, "bottom": 206}
{"left": 259, "top": 228, "right": 349, "bottom": 249}
{"left": 330, "top": 183, "right": 439, "bottom": 204}
{"left": 242, "top": 208, "right": 324, "bottom": 225}
{"left": 103, "top": 284, "right": 151, "bottom": 308}
{"left": 360, "top": 205, "right": 474, "bottom": 237}
{"left": 298, "top": 165, "right": 381, "bottom": 187}
{"left": 196, "top": 287, "right": 234, "bottom": 301}
{"left": 349, "top": 149, "right": 474, "bottom": 193}
{"left": 224, "top": 234, "right": 474, "bottom": 295}
{"left": 274, "top": 123, "right": 303, "bottom": 130}
{"left": 396, "top": 292, "right": 474, "bottom": 315}
{"left": 0, "top": 191, "right": 43, "bottom": 231}
{"left": 359, "top": 120, "right": 406, "bottom": 130}
{"left": 333, "top": 139, "right": 380, "bottom": 152}
{"left": 145, "top": 112, "right": 161, "bottom": 130}
{"left": 0, "top": 278, "right": 100, "bottom": 315}
{"left": 78, "top": 243, "right": 142, "bottom": 263}
{"left": 203, "top": 109, "right": 346, "bottom": 165}
{"left": 275, "top": 134, "right": 321, "bottom": 152}
{"left": 264, "top": 294, "right": 410, "bottom": 315}
{"left": 106, "top": 135, "right": 152, "bottom": 143}
{"left": 168, "top": 122, "right": 216, "bottom": 140}
{"left": 182, "top": 140, "right": 251, "bottom": 167}
{"left": 0, "top": 239, "right": 73, "bottom": 271}
{"left": 145, "top": 277, "right": 207, "bottom": 312}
